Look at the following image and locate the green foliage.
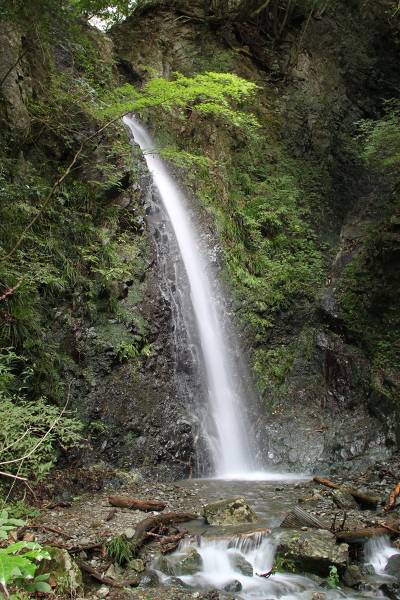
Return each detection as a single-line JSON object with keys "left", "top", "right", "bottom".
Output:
{"left": 0, "top": 510, "right": 52, "bottom": 599}
{"left": 103, "top": 72, "right": 260, "bottom": 129}
{"left": 339, "top": 194, "right": 400, "bottom": 372}
{"left": 0, "top": 348, "right": 83, "bottom": 481}
{"left": 254, "top": 345, "right": 295, "bottom": 393}
{"left": 106, "top": 536, "right": 133, "bottom": 565}
{"left": 357, "top": 99, "right": 400, "bottom": 176}
{"left": 274, "top": 555, "right": 296, "bottom": 573}
{"left": 326, "top": 565, "right": 339, "bottom": 589}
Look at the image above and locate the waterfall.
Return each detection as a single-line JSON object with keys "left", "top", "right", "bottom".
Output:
{"left": 123, "top": 115, "right": 257, "bottom": 477}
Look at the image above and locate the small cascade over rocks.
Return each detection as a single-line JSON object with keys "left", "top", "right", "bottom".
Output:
{"left": 153, "top": 533, "right": 339, "bottom": 600}
{"left": 364, "top": 535, "right": 400, "bottom": 575}
{"left": 123, "top": 114, "right": 261, "bottom": 477}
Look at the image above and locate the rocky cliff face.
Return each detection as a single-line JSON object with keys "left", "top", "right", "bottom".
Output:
{"left": 1, "top": 0, "right": 399, "bottom": 480}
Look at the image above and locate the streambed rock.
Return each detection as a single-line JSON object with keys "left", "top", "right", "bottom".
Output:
{"left": 272, "top": 529, "right": 349, "bottom": 576}
{"left": 228, "top": 551, "right": 253, "bottom": 576}
{"left": 173, "top": 546, "right": 203, "bottom": 575}
{"left": 201, "top": 497, "right": 258, "bottom": 525}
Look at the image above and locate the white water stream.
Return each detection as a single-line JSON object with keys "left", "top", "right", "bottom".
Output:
{"left": 152, "top": 529, "right": 400, "bottom": 600}
{"left": 124, "top": 115, "right": 255, "bottom": 477}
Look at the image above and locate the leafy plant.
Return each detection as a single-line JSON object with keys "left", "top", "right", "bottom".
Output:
{"left": 326, "top": 565, "right": 339, "bottom": 588}
{"left": 106, "top": 535, "right": 133, "bottom": 566}
{"left": 0, "top": 510, "right": 52, "bottom": 600}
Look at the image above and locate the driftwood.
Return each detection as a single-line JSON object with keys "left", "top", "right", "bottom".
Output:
{"left": 108, "top": 496, "right": 166, "bottom": 512}
{"left": 335, "top": 528, "right": 388, "bottom": 544}
{"left": 313, "top": 476, "right": 378, "bottom": 509}
{"left": 383, "top": 482, "right": 400, "bottom": 512}
{"left": 132, "top": 512, "right": 199, "bottom": 553}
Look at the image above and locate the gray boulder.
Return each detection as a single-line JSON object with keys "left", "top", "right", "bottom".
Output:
{"left": 223, "top": 579, "right": 242, "bottom": 592}
{"left": 174, "top": 546, "right": 203, "bottom": 575}
{"left": 202, "top": 497, "right": 258, "bottom": 525}
{"left": 331, "top": 489, "right": 359, "bottom": 510}
{"left": 228, "top": 552, "right": 253, "bottom": 576}
{"left": 342, "top": 564, "right": 363, "bottom": 587}
{"left": 385, "top": 554, "right": 400, "bottom": 580}
{"left": 272, "top": 529, "right": 349, "bottom": 576}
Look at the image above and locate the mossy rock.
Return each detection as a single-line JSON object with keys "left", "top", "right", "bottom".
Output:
{"left": 36, "top": 546, "right": 83, "bottom": 595}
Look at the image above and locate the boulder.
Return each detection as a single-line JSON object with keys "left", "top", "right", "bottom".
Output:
{"left": 153, "top": 555, "right": 175, "bottom": 576}
{"left": 223, "top": 579, "right": 242, "bottom": 592}
{"left": 202, "top": 497, "right": 258, "bottom": 525}
{"left": 380, "top": 581, "right": 400, "bottom": 600}
{"left": 272, "top": 529, "right": 349, "bottom": 576}
{"left": 228, "top": 552, "right": 253, "bottom": 576}
{"left": 385, "top": 554, "right": 400, "bottom": 580}
{"left": 137, "top": 569, "right": 160, "bottom": 587}
{"left": 342, "top": 564, "right": 363, "bottom": 587}
{"left": 128, "top": 558, "right": 145, "bottom": 572}
{"left": 174, "top": 546, "right": 203, "bottom": 575}
{"left": 331, "top": 489, "right": 359, "bottom": 510}
{"left": 35, "top": 546, "right": 83, "bottom": 595}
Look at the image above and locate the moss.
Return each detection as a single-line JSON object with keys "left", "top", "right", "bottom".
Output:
{"left": 36, "top": 547, "right": 83, "bottom": 595}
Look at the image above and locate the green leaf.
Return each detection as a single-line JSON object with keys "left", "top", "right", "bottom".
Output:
{"left": 34, "top": 573, "right": 51, "bottom": 582}
{"left": 0, "top": 554, "right": 32, "bottom": 585}
{"left": 34, "top": 581, "right": 53, "bottom": 593}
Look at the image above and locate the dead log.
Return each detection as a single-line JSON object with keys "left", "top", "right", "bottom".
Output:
{"left": 132, "top": 512, "right": 199, "bottom": 553}
{"left": 108, "top": 496, "right": 166, "bottom": 512}
{"left": 335, "top": 528, "right": 388, "bottom": 543}
{"left": 313, "top": 476, "right": 378, "bottom": 509}
{"left": 383, "top": 482, "right": 400, "bottom": 512}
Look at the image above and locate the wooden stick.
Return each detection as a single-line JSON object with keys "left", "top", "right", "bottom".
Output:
{"left": 383, "top": 483, "right": 400, "bottom": 512}
{"left": 313, "top": 476, "right": 378, "bottom": 508}
{"left": 108, "top": 496, "right": 166, "bottom": 512}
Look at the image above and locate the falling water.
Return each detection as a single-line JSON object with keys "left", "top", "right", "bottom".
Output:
{"left": 123, "top": 115, "right": 256, "bottom": 477}
{"left": 364, "top": 535, "right": 400, "bottom": 574}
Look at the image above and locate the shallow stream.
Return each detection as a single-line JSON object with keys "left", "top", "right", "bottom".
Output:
{"left": 149, "top": 477, "right": 400, "bottom": 600}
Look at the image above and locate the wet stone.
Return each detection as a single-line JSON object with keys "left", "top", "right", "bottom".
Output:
{"left": 227, "top": 552, "right": 253, "bottom": 576}
{"left": 385, "top": 554, "right": 400, "bottom": 579}
{"left": 223, "top": 579, "right": 242, "bottom": 592}
{"left": 138, "top": 569, "right": 160, "bottom": 587}
{"left": 331, "top": 489, "right": 359, "bottom": 510}
{"left": 342, "top": 564, "right": 363, "bottom": 587}
{"left": 202, "top": 497, "right": 258, "bottom": 525}
{"left": 174, "top": 546, "right": 203, "bottom": 575}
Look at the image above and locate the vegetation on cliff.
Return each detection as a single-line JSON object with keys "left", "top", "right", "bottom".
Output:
{"left": 1, "top": 0, "right": 400, "bottom": 481}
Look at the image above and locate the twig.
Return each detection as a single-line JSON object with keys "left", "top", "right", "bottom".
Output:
{"left": 0, "top": 49, "right": 28, "bottom": 87}
{"left": 30, "top": 525, "right": 73, "bottom": 539}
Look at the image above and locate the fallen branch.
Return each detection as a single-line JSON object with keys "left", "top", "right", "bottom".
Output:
{"left": 313, "top": 476, "right": 378, "bottom": 509}
{"left": 383, "top": 482, "right": 400, "bottom": 512}
{"left": 132, "top": 512, "right": 199, "bottom": 553}
{"left": 108, "top": 496, "right": 166, "bottom": 512}
{"left": 29, "top": 525, "right": 73, "bottom": 539}
{"left": 376, "top": 522, "right": 400, "bottom": 535}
